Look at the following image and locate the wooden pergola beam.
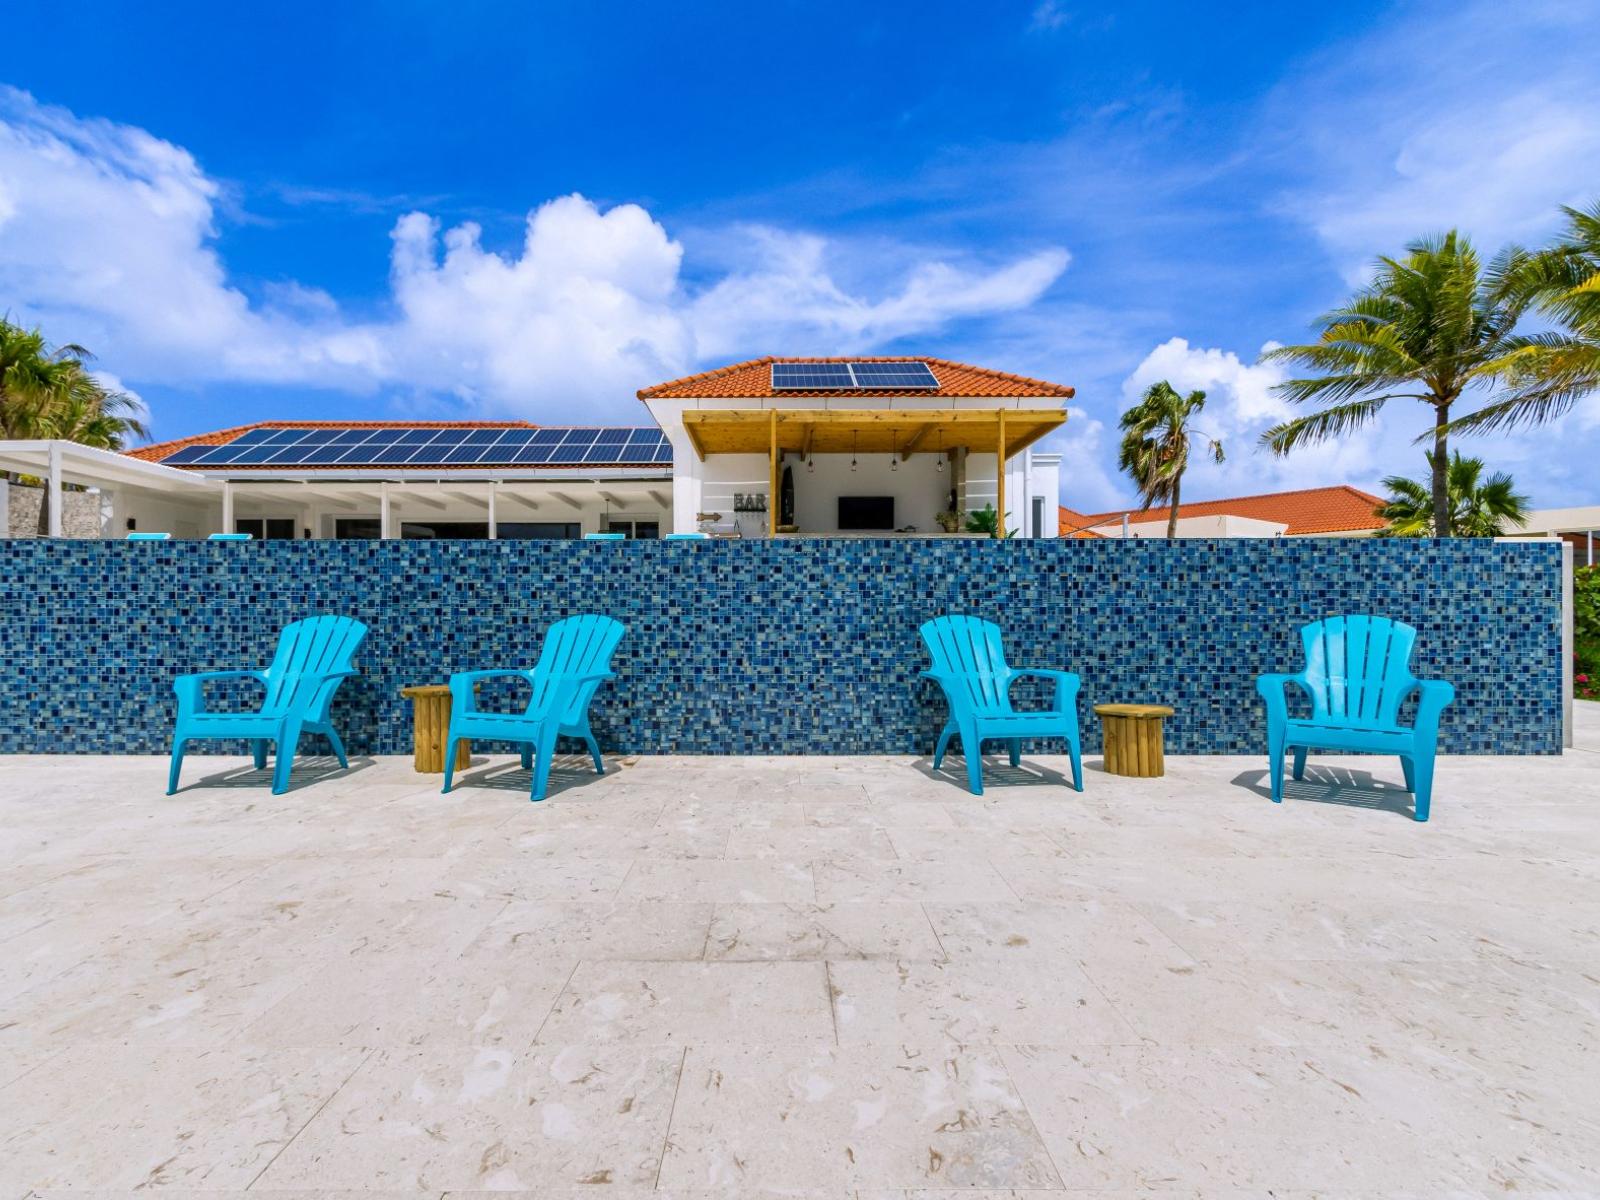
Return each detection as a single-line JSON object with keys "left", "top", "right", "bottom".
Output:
{"left": 900, "top": 422, "right": 936, "bottom": 460}
{"left": 799, "top": 423, "right": 815, "bottom": 462}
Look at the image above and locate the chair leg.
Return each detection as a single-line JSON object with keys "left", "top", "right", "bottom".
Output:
{"left": 932, "top": 719, "right": 956, "bottom": 770}
{"left": 1267, "top": 736, "right": 1286, "bottom": 804}
{"left": 271, "top": 723, "right": 301, "bottom": 795}
{"left": 251, "top": 739, "right": 267, "bottom": 770}
{"left": 442, "top": 736, "right": 462, "bottom": 794}
{"left": 520, "top": 747, "right": 532, "bottom": 772}
{"left": 1007, "top": 738, "right": 1022, "bottom": 769}
{"left": 324, "top": 727, "right": 349, "bottom": 770}
{"left": 959, "top": 721, "right": 983, "bottom": 796}
{"left": 1066, "top": 731, "right": 1084, "bottom": 792}
{"left": 531, "top": 729, "right": 559, "bottom": 802}
{"left": 1291, "top": 747, "right": 1308, "bottom": 781}
{"left": 583, "top": 732, "right": 604, "bottom": 775}
{"left": 1411, "top": 755, "right": 1435, "bottom": 822}
{"left": 1400, "top": 756, "right": 1416, "bottom": 793}
{"left": 167, "top": 737, "right": 186, "bottom": 795}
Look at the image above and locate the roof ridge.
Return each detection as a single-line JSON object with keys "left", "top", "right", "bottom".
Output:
{"left": 638, "top": 355, "right": 1074, "bottom": 400}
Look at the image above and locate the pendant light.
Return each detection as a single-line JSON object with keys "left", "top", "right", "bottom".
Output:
{"left": 890, "top": 429, "right": 898, "bottom": 472}
{"left": 935, "top": 427, "right": 945, "bottom": 472}
{"left": 806, "top": 453, "right": 814, "bottom": 474}
{"left": 850, "top": 429, "right": 858, "bottom": 472}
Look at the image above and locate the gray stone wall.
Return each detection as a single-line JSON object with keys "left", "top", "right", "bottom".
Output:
{"left": 2, "top": 481, "right": 107, "bottom": 539}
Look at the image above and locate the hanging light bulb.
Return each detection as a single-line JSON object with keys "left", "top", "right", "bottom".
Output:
{"left": 851, "top": 430, "right": 858, "bottom": 472}
{"left": 890, "top": 429, "right": 898, "bottom": 471}
{"left": 935, "top": 427, "right": 945, "bottom": 472}
{"left": 806, "top": 454, "right": 814, "bottom": 474}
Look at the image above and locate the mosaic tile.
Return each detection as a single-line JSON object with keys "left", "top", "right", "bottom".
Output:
{"left": 0, "top": 538, "right": 1564, "bottom": 755}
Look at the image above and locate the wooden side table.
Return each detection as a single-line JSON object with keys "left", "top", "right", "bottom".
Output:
{"left": 1094, "top": 704, "right": 1175, "bottom": 778}
{"left": 400, "top": 685, "right": 471, "bottom": 774}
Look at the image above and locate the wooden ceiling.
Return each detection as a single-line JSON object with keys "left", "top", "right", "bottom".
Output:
{"left": 679, "top": 408, "right": 1066, "bottom": 460}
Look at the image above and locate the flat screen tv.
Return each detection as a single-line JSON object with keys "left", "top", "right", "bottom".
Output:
{"left": 838, "top": 495, "right": 895, "bottom": 530}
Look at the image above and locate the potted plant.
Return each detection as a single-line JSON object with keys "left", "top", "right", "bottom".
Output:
{"left": 935, "top": 509, "right": 964, "bottom": 533}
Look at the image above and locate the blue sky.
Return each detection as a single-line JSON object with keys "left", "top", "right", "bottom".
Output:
{"left": 2, "top": 0, "right": 1597, "bottom": 508}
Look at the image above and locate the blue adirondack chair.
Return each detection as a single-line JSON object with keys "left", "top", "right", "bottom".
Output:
{"left": 1256, "top": 615, "right": 1455, "bottom": 821}
{"left": 919, "top": 615, "right": 1083, "bottom": 796}
{"left": 168, "top": 615, "right": 368, "bottom": 796}
{"left": 443, "top": 614, "right": 626, "bottom": 801}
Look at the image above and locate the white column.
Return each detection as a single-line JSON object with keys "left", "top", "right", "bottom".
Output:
{"left": 487, "top": 481, "right": 498, "bottom": 540}
{"left": 47, "top": 443, "right": 63, "bottom": 538}
{"left": 221, "top": 480, "right": 234, "bottom": 536}
{"left": 380, "top": 482, "right": 393, "bottom": 539}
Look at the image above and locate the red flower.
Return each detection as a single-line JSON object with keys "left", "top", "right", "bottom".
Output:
{"left": 1580, "top": 674, "right": 1591, "bottom": 684}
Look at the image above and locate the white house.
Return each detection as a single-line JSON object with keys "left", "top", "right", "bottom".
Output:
{"left": 0, "top": 357, "right": 1069, "bottom": 540}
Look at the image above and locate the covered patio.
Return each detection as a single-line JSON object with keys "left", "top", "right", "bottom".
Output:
{"left": 676, "top": 407, "right": 1067, "bottom": 537}
{"left": 3, "top": 735, "right": 1598, "bottom": 1191}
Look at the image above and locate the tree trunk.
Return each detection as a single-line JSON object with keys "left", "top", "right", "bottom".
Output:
{"left": 1431, "top": 403, "right": 1450, "bottom": 537}
{"left": 1166, "top": 478, "right": 1180, "bottom": 539}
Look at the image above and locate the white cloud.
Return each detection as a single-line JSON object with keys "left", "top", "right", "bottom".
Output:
{"left": 1265, "top": 2, "right": 1600, "bottom": 276}
{"left": 0, "top": 88, "right": 1071, "bottom": 424}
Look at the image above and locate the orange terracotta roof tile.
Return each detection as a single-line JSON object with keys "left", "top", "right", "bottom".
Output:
{"left": 637, "top": 357, "right": 1074, "bottom": 401}
{"left": 126, "top": 419, "right": 539, "bottom": 463}
{"left": 1056, "top": 505, "right": 1106, "bottom": 538}
{"left": 1079, "top": 485, "right": 1387, "bottom": 536}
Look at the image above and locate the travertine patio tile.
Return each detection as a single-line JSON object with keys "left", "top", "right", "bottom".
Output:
{"left": 657, "top": 1043, "right": 1061, "bottom": 1191}
{"left": 813, "top": 857, "right": 1017, "bottom": 903}
{"left": 1000, "top": 1042, "right": 1542, "bottom": 1192}
{"left": 616, "top": 858, "right": 816, "bottom": 903}
{"left": 726, "top": 825, "right": 897, "bottom": 860}
{"left": 831, "top": 957, "right": 1141, "bottom": 1046}
{"left": 256, "top": 1043, "right": 684, "bottom": 1191}
{"left": 704, "top": 902, "right": 945, "bottom": 961}
{"left": 923, "top": 898, "right": 1192, "bottom": 965}
{"left": 536, "top": 961, "right": 834, "bottom": 1045}
{"left": 237, "top": 950, "right": 578, "bottom": 1049}
{"left": 0, "top": 1042, "right": 367, "bottom": 1190}
{"left": 464, "top": 900, "right": 714, "bottom": 961}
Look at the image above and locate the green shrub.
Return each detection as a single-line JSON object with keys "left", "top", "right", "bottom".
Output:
{"left": 1577, "top": 566, "right": 1600, "bottom": 701}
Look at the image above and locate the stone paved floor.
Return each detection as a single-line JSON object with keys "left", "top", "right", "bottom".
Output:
{"left": 3, "top": 732, "right": 1599, "bottom": 1196}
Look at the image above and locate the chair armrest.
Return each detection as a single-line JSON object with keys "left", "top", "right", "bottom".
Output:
{"left": 1410, "top": 679, "right": 1455, "bottom": 741}
{"left": 173, "top": 669, "right": 266, "bottom": 715}
{"left": 449, "top": 669, "right": 535, "bottom": 713}
{"left": 1255, "top": 673, "right": 1309, "bottom": 728}
{"left": 1012, "top": 668, "right": 1081, "bottom": 711}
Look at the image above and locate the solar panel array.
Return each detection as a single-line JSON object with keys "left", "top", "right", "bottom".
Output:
{"left": 770, "top": 361, "right": 939, "bottom": 391}
{"left": 159, "top": 426, "right": 673, "bottom": 469}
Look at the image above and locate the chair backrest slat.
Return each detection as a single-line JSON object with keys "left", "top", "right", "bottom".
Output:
{"left": 529, "top": 615, "right": 627, "bottom": 722}
{"left": 1300, "top": 615, "right": 1417, "bottom": 728}
{"left": 920, "top": 615, "right": 1015, "bottom": 714}
{"left": 263, "top": 616, "right": 368, "bottom": 717}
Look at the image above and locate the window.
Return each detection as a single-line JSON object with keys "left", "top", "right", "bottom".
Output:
{"left": 401, "top": 521, "right": 490, "bottom": 540}
{"left": 497, "top": 522, "right": 581, "bottom": 540}
{"left": 235, "top": 518, "right": 297, "bottom": 540}
{"left": 1031, "top": 496, "right": 1044, "bottom": 540}
{"left": 335, "top": 518, "right": 382, "bottom": 539}
{"left": 603, "top": 520, "right": 660, "bottom": 539}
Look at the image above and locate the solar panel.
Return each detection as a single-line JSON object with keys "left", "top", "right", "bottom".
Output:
{"left": 772, "top": 363, "right": 854, "bottom": 390}
{"left": 190, "top": 445, "right": 254, "bottom": 464}
{"left": 513, "top": 444, "right": 557, "bottom": 463}
{"left": 159, "top": 446, "right": 212, "bottom": 465}
{"left": 335, "top": 445, "right": 392, "bottom": 464}
{"left": 464, "top": 429, "right": 502, "bottom": 444}
{"left": 595, "top": 428, "right": 629, "bottom": 444}
{"left": 849, "top": 362, "right": 939, "bottom": 389}
{"left": 332, "top": 429, "right": 372, "bottom": 444}
{"left": 299, "top": 446, "right": 352, "bottom": 464}
{"left": 397, "top": 428, "right": 439, "bottom": 444}
{"left": 295, "top": 429, "right": 343, "bottom": 444}
{"left": 263, "top": 429, "right": 306, "bottom": 444}
{"left": 494, "top": 428, "right": 536, "bottom": 445}
{"left": 231, "top": 428, "right": 281, "bottom": 445}
{"left": 770, "top": 361, "right": 941, "bottom": 391}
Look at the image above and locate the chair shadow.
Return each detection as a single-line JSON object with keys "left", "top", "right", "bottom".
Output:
{"left": 911, "top": 754, "right": 1075, "bottom": 793}
{"left": 175, "top": 755, "right": 376, "bottom": 795}
{"left": 1230, "top": 764, "right": 1418, "bottom": 820}
{"left": 445, "top": 754, "right": 608, "bottom": 800}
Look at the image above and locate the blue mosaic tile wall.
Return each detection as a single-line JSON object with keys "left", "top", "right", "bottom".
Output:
{"left": 0, "top": 538, "right": 1564, "bottom": 756}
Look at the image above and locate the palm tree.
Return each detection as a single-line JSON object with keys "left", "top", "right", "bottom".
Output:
{"left": 1459, "top": 200, "right": 1600, "bottom": 433}
{"left": 1374, "top": 450, "right": 1528, "bottom": 538}
{"left": 1260, "top": 231, "right": 1530, "bottom": 537}
{"left": 1117, "top": 380, "right": 1223, "bottom": 538}
{"left": 0, "top": 317, "right": 147, "bottom": 448}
